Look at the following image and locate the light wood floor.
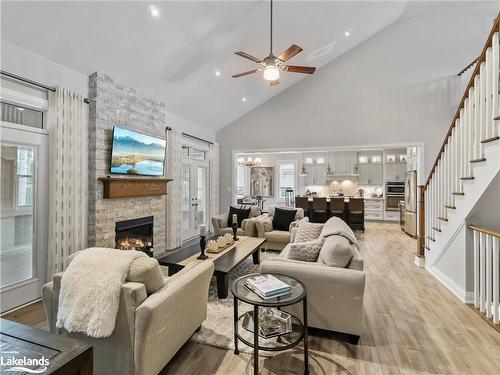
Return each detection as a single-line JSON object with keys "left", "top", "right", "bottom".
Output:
{"left": 3, "top": 223, "right": 499, "bottom": 374}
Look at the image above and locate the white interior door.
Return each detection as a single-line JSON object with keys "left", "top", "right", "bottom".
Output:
{"left": 1, "top": 123, "right": 48, "bottom": 313}
{"left": 181, "top": 159, "right": 209, "bottom": 241}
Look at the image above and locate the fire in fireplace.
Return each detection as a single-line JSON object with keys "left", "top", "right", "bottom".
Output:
{"left": 115, "top": 216, "right": 153, "bottom": 255}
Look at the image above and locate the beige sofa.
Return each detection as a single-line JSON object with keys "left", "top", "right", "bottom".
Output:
{"left": 42, "top": 257, "right": 214, "bottom": 375}
{"left": 254, "top": 207, "right": 305, "bottom": 251}
{"left": 260, "top": 217, "right": 365, "bottom": 343}
{"left": 211, "top": 205, "right": 261, "bottom": 236}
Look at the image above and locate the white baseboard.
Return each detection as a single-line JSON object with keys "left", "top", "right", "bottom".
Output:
{"left": 426, "top": 265, "right": 473, "bottom": 303}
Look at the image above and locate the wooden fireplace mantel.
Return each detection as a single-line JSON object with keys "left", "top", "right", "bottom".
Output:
{"left": 98, "top": 177, "right": 173, "bottom": 199}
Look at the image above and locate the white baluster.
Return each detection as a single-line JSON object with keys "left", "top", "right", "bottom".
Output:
{"left": 480, "top": 232, "right": 486, "bottom": 313}
{"left": 485, "top": 49, "right": 492, "bottom": 141}
{"left": 492, "top": 32, "right": 499, "bottom": 137}
{"left": 493, "top": 236, "right": 499, "bottom": 324}
{"left": 474, "top": 230, "right": 480, "bottom": 308}
{"left": 486, "top": 234, "right": 492, "bottom": 318}
{"left": 473, "top": 74, "right": 481, "bottom": 159}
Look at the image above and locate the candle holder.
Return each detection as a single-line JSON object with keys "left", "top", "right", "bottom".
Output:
{"left": 197, "top": 235, "right": 208, "bottom": 260}
{"left": 232, "top": 223, "right": 239, "bottom": 241}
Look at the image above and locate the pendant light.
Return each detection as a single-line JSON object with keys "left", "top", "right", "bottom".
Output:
{"left": 299, "top": 154, "right": 308, "bottom": 176}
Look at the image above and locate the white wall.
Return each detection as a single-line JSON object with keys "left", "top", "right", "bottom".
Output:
{"left": 1, "top": 40, "right": 89, "bottom": 96}
{"left": 216, "top": 5, "right": 497, "bottom": 211}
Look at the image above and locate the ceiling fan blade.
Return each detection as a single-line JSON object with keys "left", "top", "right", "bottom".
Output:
{"left": 285, "top": 65, "right": 316, "bottom": 74}
{"left": 232, "top": 69, "right": 258, "bottom": 78}
{"left": 270, "top": 79, "right": 280, "bottom": 86}
{"left": 234, "top": 51, "right": 262, "bottom": 63}
{"left": 278, "top": 44, "right": 303, "bottom": 61}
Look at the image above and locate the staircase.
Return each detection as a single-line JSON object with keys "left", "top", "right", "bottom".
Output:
{"left": 418, "top": 13, "right": 500, "bottom": 328}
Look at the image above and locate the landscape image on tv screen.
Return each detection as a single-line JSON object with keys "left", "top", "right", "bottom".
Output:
{"left": 110, "top": 127, "right": 166, "bottom": 176}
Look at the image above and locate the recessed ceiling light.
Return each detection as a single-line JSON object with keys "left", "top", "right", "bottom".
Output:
{"left": 149, "top": 5, "right": 159, "bottom": 17}
{"left": 344, "top": 31, "right": 351, "bottom": 37}
{"left": 242, "top": 97, "right": 247, "bottom": 102}
{"left": 215, "top": 70, "right": 221, "bottom": 77}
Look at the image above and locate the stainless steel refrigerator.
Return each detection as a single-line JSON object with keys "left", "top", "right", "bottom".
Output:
{"left": 404, "top": 170, "right": 417, "bottom": 237}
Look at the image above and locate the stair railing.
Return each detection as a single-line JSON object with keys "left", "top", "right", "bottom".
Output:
{"left": 417, "top": 12, "right": 500, "bottom": 259}
{"left": 468, "top": 224, "right": 500, "bottom": 327}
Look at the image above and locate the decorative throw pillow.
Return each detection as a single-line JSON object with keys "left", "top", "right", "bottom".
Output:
{"left": 287, "top": 238, "right": 325, "bottom": 262}
{"left": 317, "top": 236, "right": 353, "bottom": 268}
{"left": 294, "top": 222, "right": 323, "bottom": 243}
{"left": 261, "top": 217, "right": 273, "bottom": 232}
{"left": 228, "top": 206, "right": 251, "bottom": 228}
{"left": 272, "top": 208, "right": 297, "bottom": 231}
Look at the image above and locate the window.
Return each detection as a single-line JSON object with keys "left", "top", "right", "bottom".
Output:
{"left": 236, "top": 166, "right": 246, "bottom": 198}
{"left": 279, "top": 162, "right": 295, "bottom": 200}
{"left": 16, "top": 147, "right": 34, "bottom": 207}
{"left": 1, "top": 102, "right": 43, "bottom": 129}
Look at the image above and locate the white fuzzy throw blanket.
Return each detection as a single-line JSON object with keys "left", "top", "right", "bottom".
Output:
{"left": 56, "top": 247, "right": 146, "bottom": 338}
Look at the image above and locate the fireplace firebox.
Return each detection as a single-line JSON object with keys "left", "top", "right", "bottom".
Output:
{"left": 115, "top": 216, "right": 154, "bottom": 256}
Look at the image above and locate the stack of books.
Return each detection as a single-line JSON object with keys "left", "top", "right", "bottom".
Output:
{"left": 244, "top": 275, "right": 292, "bottom": 299}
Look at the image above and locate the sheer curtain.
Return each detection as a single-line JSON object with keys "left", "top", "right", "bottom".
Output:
{"left": 47, "top": 87, "right": 89, "bottom": 277}
{"left": 166, "top": 128, "right": 183, "bottom": 250}
{"left": 209, "top": 142, "right": 220, "bottom": 232}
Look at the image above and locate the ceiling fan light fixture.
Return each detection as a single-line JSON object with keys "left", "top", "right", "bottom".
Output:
{"left": 263, "top": 66, "right": 280, "bottom": 81}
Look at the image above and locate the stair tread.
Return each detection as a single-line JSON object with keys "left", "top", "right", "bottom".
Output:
{"left": 444, "top": 205, "right": 456, "bottom": 209}
{"left": 480, "top": 136, "right": 499, "bottom": 143}
{"left": 426, "top": 236, "right": 436, "bottom": 242}
{"left": 424, "top": 246, "right": 430, "bottom": 251}
{"left": 438, "top": 217, "right": 449, "bottom": 222}
{"left": 470, "top": 158, "right": 486, "bottom": 163}
{"left": 432, "top": 227, "right": 442, "bottom": 232}
{"left": 452, "top": 192, "right": 465, "bottom": 196}
{"left": 460, "top": 176, "right": 474, "bottom": 180}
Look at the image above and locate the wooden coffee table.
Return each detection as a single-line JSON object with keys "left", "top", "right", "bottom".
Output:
{"left": 157, "top": 236, "right": 265, "bottom": 299}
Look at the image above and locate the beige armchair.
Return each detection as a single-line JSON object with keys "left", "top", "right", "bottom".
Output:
{"left": 42, "top": 259, "right": 214, "bottom": 375}
{"left": 254, "top": 207, "right": 304, "bottom": 251}
{"left": 211, "top": 205, "right": 261, "bottom": 236}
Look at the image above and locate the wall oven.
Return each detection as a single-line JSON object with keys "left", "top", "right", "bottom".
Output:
{"left": 386, "top": 181, "right": 405, "bottom": 211}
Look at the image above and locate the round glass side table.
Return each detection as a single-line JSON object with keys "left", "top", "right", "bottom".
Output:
{"left": 232, "top": 273, "right": 309, "bottom": 375}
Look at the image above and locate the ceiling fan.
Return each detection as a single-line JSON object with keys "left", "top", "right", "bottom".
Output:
{"left": 232, "top": 0, "right": 316, "bottom": 86}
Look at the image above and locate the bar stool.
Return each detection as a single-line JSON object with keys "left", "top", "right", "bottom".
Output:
{"left": 295, "top": 196, "right": 310, "bottom": 218}
{"left": 312, "top": 197, "right": 328, "bottom": 223}
{"left": 348, "top": 198, "right": 365, "bottom": 232}
{"left": 329, "top": 197, "right": 346, "bottom": 221}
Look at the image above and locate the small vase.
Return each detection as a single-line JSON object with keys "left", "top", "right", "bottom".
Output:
{"left": 232, "top": 223, "right": 239, "bottom": 241}
{"left": 197, "top": 235, "right": 208, "bottom": 260}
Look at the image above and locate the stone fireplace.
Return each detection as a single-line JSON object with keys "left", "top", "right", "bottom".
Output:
{"left": 115, "top": 216, "right": 154, "bottom": 254}
{"left": 87, "top": 72, "right": 167, "bottom": 255}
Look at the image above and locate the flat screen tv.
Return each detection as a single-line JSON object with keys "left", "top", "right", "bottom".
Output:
{"left": 110, "top": 126, "right": 166, "bottom": 176}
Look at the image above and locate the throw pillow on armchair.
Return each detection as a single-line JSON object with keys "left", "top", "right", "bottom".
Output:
{"left": 272, "top": 207, "right": 297, "bottom": 231}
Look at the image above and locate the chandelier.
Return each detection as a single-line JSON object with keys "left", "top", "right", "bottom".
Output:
{"left": 238, "top": 157, "right": 261, "bottom": 167}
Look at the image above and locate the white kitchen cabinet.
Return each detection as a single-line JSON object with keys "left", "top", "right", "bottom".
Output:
{"left": 302, "top": 164, "right": 327, "bottom": 185}
{"left": 384, "top": 211, "right": 400, "bottom": 221}
{"left": 359, "top": 164, "right": 383, "bottom": 185}
{"left": 332, "top": 153, "right": 356, "bottom": 174}
{"left": 365, "top": 198, "right": 384, "bottom": 221}
{"left": 385, "top": 162, "right": 406, "bottom": 181}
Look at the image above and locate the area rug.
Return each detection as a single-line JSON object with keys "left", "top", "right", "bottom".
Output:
{"left": 189, "top": 252, "right": 281, "bottom": 356}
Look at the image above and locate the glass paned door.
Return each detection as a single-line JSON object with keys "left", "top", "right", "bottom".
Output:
{"left": 181, "top": 160, "right": 209, "bottom": 241}
{"left": 0, "top": 123, "right": 48, "bottom": 313}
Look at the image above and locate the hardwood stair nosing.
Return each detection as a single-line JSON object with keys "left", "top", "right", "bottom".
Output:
{"left": 460, "top": 176, "right": 474, "bottom": 180}
{"left": 426, "top": 236, "right": 436, "bottom": 242}
{"left": 480, "top": 136, "right": 499, "bottom": 143}
{"left": 432, "top": 227, "right": 442, "bottom": 232}
{"left": 438, "top": 217, "right": 449, "bottom": 222}
{"left": 470, "top": 158, "right": 486, "bottom": 163}
{"left": 494, "top": 115, "right": 500, "bottom": 121}
{"left": 424, "top": 246, "right": 430, "bottom": 251}
{"left": 452, "top": 192, "right": 465, "bottom": 196}
{"left": 444, "top": 205, "right": 456, "bottom": 209}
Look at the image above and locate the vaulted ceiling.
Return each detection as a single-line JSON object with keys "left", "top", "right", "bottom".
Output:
{"left": 1, "top": 1, "right": 495, "bottom": 131}
{"left": 1, "top": 1, "right": 408, "bottom": 130}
